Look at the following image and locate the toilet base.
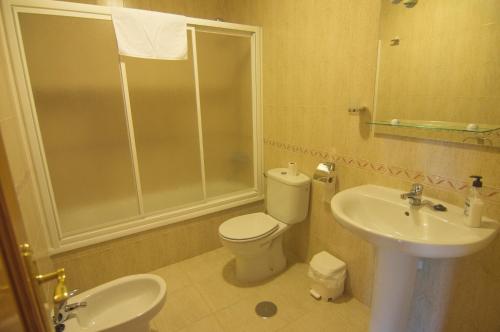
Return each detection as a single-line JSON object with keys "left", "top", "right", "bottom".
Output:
{"left": 234, "top": 235, "right": 287, "bottom": 283}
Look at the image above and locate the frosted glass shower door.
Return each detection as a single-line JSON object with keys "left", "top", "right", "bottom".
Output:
{"left": 124, "top": 33, "right": 204, "bottom": 213}
{"left": 18, "top": 14, "right": 139, "bottom": 235}
{"left": 196, "top": 31, "right": 254, "bottom": 197}
{"left": 4, "top": 0, "right": 262, "bottom": 250}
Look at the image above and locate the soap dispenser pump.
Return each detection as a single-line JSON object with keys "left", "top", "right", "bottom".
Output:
{"left": 464, "top": 175, "right": 484, "bottom": 227}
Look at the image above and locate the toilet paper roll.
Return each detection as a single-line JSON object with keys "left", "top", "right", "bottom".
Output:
{"left": 288, "top": 162, "right": 298, "bottom": 176}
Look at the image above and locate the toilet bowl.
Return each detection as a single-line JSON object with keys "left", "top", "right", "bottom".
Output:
{"left": 63, "top": 274, "right": 166, "bottom": 332}
{"left": 219, "top": 168, "right": 310, "bottom": 283}
{"left": 219, "top": 212, "right": 289, "bottom": 282}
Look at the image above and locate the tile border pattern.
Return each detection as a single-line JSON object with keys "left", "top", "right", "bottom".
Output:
{"left": 264, "top": 138, "right": 500, "bottom": 205}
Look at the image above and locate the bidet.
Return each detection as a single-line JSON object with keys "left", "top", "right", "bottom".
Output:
{"left": 62, "top": 274, "right": 166, "bottom": 332}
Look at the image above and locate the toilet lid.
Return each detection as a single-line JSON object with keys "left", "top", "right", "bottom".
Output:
{"left": 219, "top": 213, "right": 280, "bottom": 241}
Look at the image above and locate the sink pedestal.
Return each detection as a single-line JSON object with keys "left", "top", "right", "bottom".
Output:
{"left": 330, "top": 185, "right": 499, "bottom": 332}
{"left": 369, "top": 249, "right": 418, "bottom": 332}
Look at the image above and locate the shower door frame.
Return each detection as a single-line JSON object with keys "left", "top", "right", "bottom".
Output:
{"left": 1, "top": 0, "right": 263, "bottom": 254}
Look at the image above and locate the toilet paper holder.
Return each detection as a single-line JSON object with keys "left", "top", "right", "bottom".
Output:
{"left": 313, "top": 162, "right": 335, "bottom": 183}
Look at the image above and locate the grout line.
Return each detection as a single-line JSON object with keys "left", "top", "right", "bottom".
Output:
{"left": 211, "top": 313, "right": 229, "bottom": 332}
{"left": 153, "top": 283, "right": 212, "bottom": 332}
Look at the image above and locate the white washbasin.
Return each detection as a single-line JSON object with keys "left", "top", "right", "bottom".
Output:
{"left": 64, "top": 274, "right": 166, "bottom": 332}
{"left": 330, "top": 184, "right": 498, "bottom": 332}
{"left": 331, "top": 184, "right": 498, "bottom": 258}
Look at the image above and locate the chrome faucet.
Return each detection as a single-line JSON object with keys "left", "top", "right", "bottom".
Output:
{"left": 53, "top": 289, "right": 87, "bottom": 325}
{"left": 400, "top": 183, "right": 432, "bottom": 207}
{"left": 400, "top": 183, "right": 448, "bottom": 211}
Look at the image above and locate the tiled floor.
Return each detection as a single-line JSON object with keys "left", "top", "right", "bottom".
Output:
{"left": 149, "top": 247, "right": 370, "bottom": 332}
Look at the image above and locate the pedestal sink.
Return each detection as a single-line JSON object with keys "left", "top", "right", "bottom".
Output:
{"left": 330, "top": 185, "right": 499, "bottom": 332}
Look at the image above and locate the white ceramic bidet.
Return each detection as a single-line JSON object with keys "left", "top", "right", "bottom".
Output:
{"left": 63, "top": 274, "right": 166, "bottom": 332}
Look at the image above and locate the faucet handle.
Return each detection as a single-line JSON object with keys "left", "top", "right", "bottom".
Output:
{"left": 411, "top": 183, "right": 423, "bottom": 193}
{"left": 65, "top": 301, "right": 87, "bottom": 312}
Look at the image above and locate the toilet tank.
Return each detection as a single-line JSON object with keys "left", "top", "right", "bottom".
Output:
{"left": 266, "top": 168, "right": 311, "bottom": 224}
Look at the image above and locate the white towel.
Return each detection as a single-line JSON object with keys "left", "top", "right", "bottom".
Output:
{"left": 111, "top": 8, "right": 187, "bottom": 60}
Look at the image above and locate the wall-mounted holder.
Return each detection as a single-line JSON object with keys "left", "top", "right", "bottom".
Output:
{"left": 367, "top": 120, "right": 500, "bottom": 133}
{"left": 368, "top": 120, "right": 500, "bottom": 148}
{"left": 348, "top": 106, "right": 368, "bottom": 114}
{"left": 313, "top": 162, "right": 336, "bottom": 203}
{"left": 390, "top": 36, "right": 400, "bottom": 46}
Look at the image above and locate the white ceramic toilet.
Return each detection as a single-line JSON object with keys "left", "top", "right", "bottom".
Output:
{"left": 219, "top": 168, "right": 310, "bottom": 282}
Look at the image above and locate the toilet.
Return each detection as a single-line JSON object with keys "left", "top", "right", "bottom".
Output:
{"left": 219, "top": 168, "right": 310, "bottom": 282}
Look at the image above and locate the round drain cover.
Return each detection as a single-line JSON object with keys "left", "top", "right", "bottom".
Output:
{"left": 255, "top": 301, "right": 277, "bottom": 318}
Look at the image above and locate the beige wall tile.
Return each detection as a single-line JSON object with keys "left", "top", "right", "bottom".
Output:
{"left": 224, "top": 1, "right": 500, "bottom": 331}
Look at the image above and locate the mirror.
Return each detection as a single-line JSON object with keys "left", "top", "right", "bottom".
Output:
{"left": 373, "top": 0, "right": 500, "bottom": 147}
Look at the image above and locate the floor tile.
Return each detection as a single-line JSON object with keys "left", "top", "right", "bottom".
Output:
{"left": 178, "top": 315, "right": 224, "bottom": 332}
{"left": 152, "top": 285, "right": 212, "bottom": 332}
{"left": 150, "top": 247, "right": 370, "bottom": 332}
{"left": 215, "top": 294, "right": 289, "bottom": 332}
{"left": 152, "top": 263, "right": 192, "bottom": 293}
{"left": 178, "top": 247, "right": 233, "bottom": 283}
{"left": 215, "top": 291, "right": 306, "bottom": 332}
{"left": 277, "top": 297, "right": 370, "bottom": 332}
{"left": 193, "top": 265, "right": 258, "bottom": 311}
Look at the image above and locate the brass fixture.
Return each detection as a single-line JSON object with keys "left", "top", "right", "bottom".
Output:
{"left": 20, "top": 243, "right": 69, "bottom": 305}
{"left": 35, "top": 268, "right": 69, "bottom": 304}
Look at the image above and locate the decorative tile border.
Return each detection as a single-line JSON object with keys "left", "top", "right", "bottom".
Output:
{"left": 264, "top": 138, "right": 500, "bottom": 205}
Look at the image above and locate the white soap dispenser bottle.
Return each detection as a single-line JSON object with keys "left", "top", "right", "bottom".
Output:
{"left": 464, "top": 175, "right": 484, "bottom": 227}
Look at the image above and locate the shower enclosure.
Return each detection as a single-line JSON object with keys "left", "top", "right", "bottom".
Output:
{"left": 2, "top": 0, "right": 263, "bottom": 252}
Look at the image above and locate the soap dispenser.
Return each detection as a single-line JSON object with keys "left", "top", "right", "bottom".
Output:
{"left": 464, "top": 175, "right": 484, "bottom": 227}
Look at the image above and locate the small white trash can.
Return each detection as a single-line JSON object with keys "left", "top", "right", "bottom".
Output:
{"left": 308, "top": 251, "right": 346, "bottom": 301}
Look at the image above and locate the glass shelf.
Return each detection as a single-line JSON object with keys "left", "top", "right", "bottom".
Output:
{"left": 367, "top": 120, "right": 500, "bottom": 133}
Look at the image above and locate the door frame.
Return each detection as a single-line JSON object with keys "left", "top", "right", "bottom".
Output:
{"left": 0, "top": 132, "right": 50, "bottom": 331}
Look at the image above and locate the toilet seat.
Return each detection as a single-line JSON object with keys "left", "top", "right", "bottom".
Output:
{"left": 219, "top": 213, "right": 280, "bottom": 242}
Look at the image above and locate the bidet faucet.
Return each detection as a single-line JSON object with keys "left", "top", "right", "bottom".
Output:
{"left": 53, "top": 289, "right": 87, "bottom": 325}
{"left": 400, "top": 183, "right": 432, "bottom": 207}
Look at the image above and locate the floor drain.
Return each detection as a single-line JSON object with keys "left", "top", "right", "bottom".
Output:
{"left": 255, "top": 301, "right": 277, "bottom": 318}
